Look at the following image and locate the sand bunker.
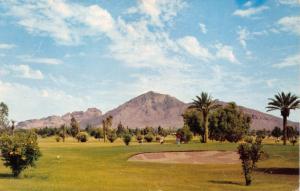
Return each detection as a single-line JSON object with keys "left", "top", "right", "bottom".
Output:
{"left": 128, "top": 151, "right": 240, "bottom": 164}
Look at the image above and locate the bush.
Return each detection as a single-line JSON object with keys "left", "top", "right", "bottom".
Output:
{"left": 136, "top": 135, "right": 143, "bottom": 143}
{"left": 0, "top": 131, "right": 42, "bottom": 177}
{"left": 144, "top": 133, "right": 154, "bottom": 142}
{"left": 237, "top": 136, "right": 263, "bottom": 186}
{"left": 55, "top": 136, "right": 61, "bottom": 142}
{"left": 176, "top": 127, "right": 193, "bottom": 143}
{"left": 155, "top": 136, "right": 161, "bottom": 142}
{"left": 123, "top": 134, "right": 132, "bottom": 146}
{"left": 107, "top": 130, "right": 117, "bottom": 143}
{"left": 76, "top": 132, "right": 88, "bottom": 142}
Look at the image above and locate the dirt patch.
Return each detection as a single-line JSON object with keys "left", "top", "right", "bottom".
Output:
{"left": 128, "top": 151, "right": 239, "bottom": 164}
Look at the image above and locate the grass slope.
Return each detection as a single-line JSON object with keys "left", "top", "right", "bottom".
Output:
{"left": 0, "top": 137, "right": 298, "bottom": 191}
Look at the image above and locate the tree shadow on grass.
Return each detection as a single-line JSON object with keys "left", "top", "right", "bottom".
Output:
{"left": 0, "top": 173, "right": 14, "bottom": 179}
{"left": 255, "top": 167, "right": 299, "bottom": 175}
{"left": 208, "top": 180, "right": 242, "bottom": 186}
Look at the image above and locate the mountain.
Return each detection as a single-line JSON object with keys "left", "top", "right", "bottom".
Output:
{"left": 17, "top": 108, "right": 102, "bottom": 129}
{"left": 16, "top": 91, "right": 299, "bottom": 130}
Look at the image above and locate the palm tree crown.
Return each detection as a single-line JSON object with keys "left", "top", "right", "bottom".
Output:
{"left": 266, "top": 92, "right": 300, "bottom": 117}
{"left": 189, "top": 92, "right": 219, "bottom": 115}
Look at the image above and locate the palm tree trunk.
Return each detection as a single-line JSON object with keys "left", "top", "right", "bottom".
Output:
{"left": 283, "top": 116, "right": 287, "bottom": 145}
{"left": 203, "top": 113, "right": 208, "bottom": 143}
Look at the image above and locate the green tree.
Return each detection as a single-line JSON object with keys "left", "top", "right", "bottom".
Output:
{"left": 107, "top": 129, "right": 117, "bottom": 143}
{"left": 123, "top": 133, "right": 132, "bottom": 146}
{"left": 266, "top": 92, "right": 300, "bottom": 145}
{"left": 116, "top": 121, "right": 126, "bottom": 137}
{"left": 182, "top": 109, "right": 204, "bottom": 140}
{"left": 0, "top": 131, "right": 42, "bottom": 177}
{"left": 189, "top": 92, "right": 219, "bottom": 143}
{"left": 176, "top": 125, "right": 193, "bottom": 143}
{"left": 59, "top": 124, "right": 67, "bottom": 142}
{"left": 102, "top": 115, "right": 113, "bottom": 142}
{"left": 70, "top": 116, "right": 80, "bottom": 138}
{"left": 0, "top": 102, "right": 9, "bottom": 130}
{"left": 286, "top": 126, "right": 298, "bottom": 141}
{"left": 237, "top": 137, "right": 263, "bottom": 186}
{"left": 209, "top": 103, "right": 251, "bottom": 142}
{"left": 271, "top": 126, "right": 282, "bottom": 140}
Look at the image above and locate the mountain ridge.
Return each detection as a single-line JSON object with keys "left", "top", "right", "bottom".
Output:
{"left": 16, "top": 91, "right": 299, "bottom": 130}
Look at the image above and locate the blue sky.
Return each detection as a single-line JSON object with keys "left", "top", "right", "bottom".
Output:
{"left": 0, "top": 0, "right": 299, "bottom": 122}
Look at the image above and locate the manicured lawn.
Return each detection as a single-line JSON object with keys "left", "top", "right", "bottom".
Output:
{"left": 0, "top": 137, "right": 298, "bottom": 191}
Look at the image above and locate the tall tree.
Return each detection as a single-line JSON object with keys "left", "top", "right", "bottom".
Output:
{"left": 0, "top": 102, "right": 9, "bottom": 130}
{"left": 266, "top": 92, "right": 300, "bottom": 145}
{"left": 102, "top": 115, "right": 113, "bottom": 142}
{"left": 70, "top": 116, "right": 80, "bottom": 138}
{"left": 189, "top": 92, "right": 219, "bottom": 143}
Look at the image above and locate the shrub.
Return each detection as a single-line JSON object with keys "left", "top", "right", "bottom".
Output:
{"left": 123, "top": 134, "right": 132, "bottom": 146}
{"left": 155, "top": 136, "right": 161, "bottom": 142}
{"left": 0, "top": 131, "right": 42, "bottom": 177}
{"left": 176, "top": 126, "right": 193, "bottom": 143}
{"left": 55, "top": 136, "right": 61, "bottom": 142}
{"left": 76, "top": 132, "right": 88, "bottom": 142}
{"left": 237, "top": 136, "right": 263, "bottom": 186}
{"left": 107, "top": 129, "right": 117, "bottom": 143}
{"left": 290, "top": 138, "right": 297, "bottom": 146}
{"left": 144, "top": 133, "right": 154, "bottom": 142}
{"left": 136, "top": 135, "right": 143, "bottom": 143}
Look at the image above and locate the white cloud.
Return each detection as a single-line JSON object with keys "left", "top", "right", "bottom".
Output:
{"left": 244, "top": 1, "right": 253, "bottom": 7}
{"left": 278, "top": 16, "right": 300, "bottom": 36}
{"left": 3, "top": 1, "right": 115, "bottom": 45}
{"left": 233, "top": 6, "right": 269, "bottom": 17}
{"left": 215, "top": 44, "right": 239, "bottom": 64}
{"left": 0, "top": 43, "right": 16, "bottom": 49}
{"left": 273, "top": 53, "right": 300, "bottom": 68}
{"left": 0, "top": 80, "right": 88, "bottom": 121}
{"left": 127, "top": 0, "right": 186, "bottom": 27}
{"left": 177, "top": 36, "right": 212, "bottom": 61}
{"left": 266, "top": 79, "right": 278, "bottom": 87}
{"left": 199, "top": 23, "right": 207, "bottom": 34}
{"left": 277, "top": 0, "right": 300, "bottom": 6}
{"left": 237, "top": 27, "right": 250, "bottom": 48}
{"left": 9, "top": 65, "right": 44, "bottom": 79}
{"left": 20, "top": 55, "right": 63, "bottom": 65}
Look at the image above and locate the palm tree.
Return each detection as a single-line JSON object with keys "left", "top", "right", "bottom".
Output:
{"left": 189, "top": 92, "right": 219, "bottom": 143}
{"left": 266, "top": 92, "right": 300, "bottom": 145}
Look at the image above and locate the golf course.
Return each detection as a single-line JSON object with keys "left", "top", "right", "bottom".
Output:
{"left": 0, "top": 136, "right": 298, "bottom": 191}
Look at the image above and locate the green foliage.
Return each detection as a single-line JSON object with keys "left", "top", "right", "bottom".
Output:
{"left": 116, "top": 122, "right": 126, "bottom": 137}
{"left": 209, "top": 102, "right": 251, "bottom": 142}
{"left": 70, "top": 116, "right": 80, "bottom": 137}
{"left": 0, "top": 102, "right": 9, "bottom": 130}
{"left": 237, "top": 137, "right": 263, "bottom": 186}
{"left": 143, "top": 126, "right": 155, "bottom": 135}
{"left": 35, "top": 126, "right": 60, "bottom": 137}
{"left": 76, "top": 132, "right": 88, "bottom": 142}
{"left": 136, "top": 135, "right": 143, "bottom": 143}
{"left": 271, "top": 126, "right": 282, "bottom": 139}
{"left": 0, "top": 131, "right": 41, "bottom": 177}
{"left": 144, "top": 133, "right": 154, "bottom": 142}
{"left": 102, "top": 115, "right": 113, "bottom": 142}
{"left": 286, "top": 126, "right": 298, "bottom": 140}
{"left": 267, "top": 92, "right": 300, "bottom": 145}
{"left": 59, "top": 124, "right": 67, "bottom": 142}
{"left": 256, "top": 129, "right": 267, "bottom": 139}
{"left": 123, "top": 134, "right": 132, "bottom": 146}
{"left": 182, "top": 109, "right": 204, "bottom": 139}
{"left": 176, "top": 125, "right": 193, "bottom": 143}
{"left": 55, "top": 136, "right": 61, "bottom": 142}
{"left": 157, "top": 126, "right": 168, "bottom": 137}
{"left": 107, "top": 129, "right": 117, "bottom": 143}
{"left": 189, "top": 92, "right": 219, "bottom": 143}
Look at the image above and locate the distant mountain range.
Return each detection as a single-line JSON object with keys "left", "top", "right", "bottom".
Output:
{"left": 17, "top": 91, "right": 299, "bottom": 130}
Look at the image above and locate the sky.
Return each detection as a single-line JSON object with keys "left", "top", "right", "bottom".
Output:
{"left": 0, "top": 0, "right": 299, "bottom": 122}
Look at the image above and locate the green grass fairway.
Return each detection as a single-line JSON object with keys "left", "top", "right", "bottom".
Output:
{"left": 0, "top": 137, "right": 299, "bottom": 191}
